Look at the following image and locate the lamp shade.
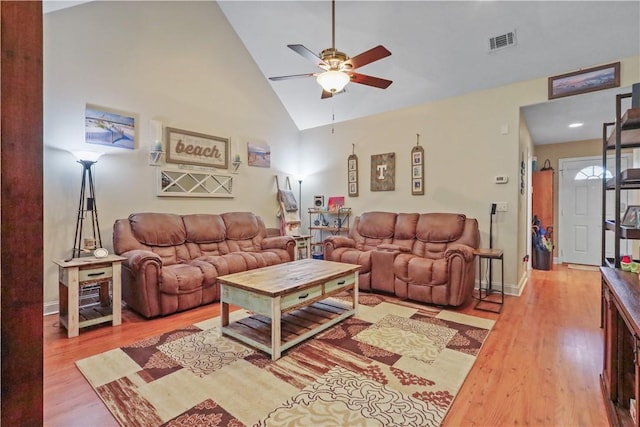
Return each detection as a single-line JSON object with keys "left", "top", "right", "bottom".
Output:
{"left": 316, "top": 70, "right": 350, "bottom": 93}
{"left": 71, "top": 150, "right": 104, "bottom": 163}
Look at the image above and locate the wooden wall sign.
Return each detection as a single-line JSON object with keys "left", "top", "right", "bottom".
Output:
{"left": 165, "top": 127, "right": 229, "bottom": 169}
{"left": 411, "top": 135, "right": 424, "bottom": 195}
{"left": 371, "top": 152, "right": 395, "bottom": 191}
{"left": 348, "top": 150, "right": 358, "bottom": 197}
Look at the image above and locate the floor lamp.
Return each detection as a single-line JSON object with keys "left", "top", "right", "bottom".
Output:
{"left": 72, "top": 151, "right": 103, "bottom": 258}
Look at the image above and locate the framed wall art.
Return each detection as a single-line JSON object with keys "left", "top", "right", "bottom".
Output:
{"left": 411, "top": 136, "right": 424, "bottom": 195}
{"left": 85, "top": 104, "right": 137, "bottom": 150}
{"left": 348, "top": 151, "right": 358, "bottom": 197}
{"left": 621, "top": 205, "right": 640, "bottom": 228}
{"left": 371, "top": 152, "right": 395, "bottom": 192}
{"left": 548, "top": 62, "right": 620, "bottom": 100}
{"left": 165, "top": 127, "right": 228, "bottom": 169}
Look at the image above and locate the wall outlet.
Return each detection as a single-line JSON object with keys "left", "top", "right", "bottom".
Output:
{"left": 496, "top": 202, "right": 508, "bottom": 212}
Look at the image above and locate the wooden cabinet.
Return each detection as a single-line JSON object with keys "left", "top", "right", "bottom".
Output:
{"left": 601, "top": 267, "right": 640, "bottom": 427}
{"left": 532, "top": 169, "right": 554, "bottom": 231}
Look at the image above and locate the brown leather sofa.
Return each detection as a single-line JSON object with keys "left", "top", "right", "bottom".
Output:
{"left": 113, "top": 212, "right": 295, "bottom": 318}
{"left": 324, "top": 211, "right": 479, "bottom": 306}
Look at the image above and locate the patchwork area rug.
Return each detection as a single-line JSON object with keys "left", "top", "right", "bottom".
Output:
{"left": 76, "top": 293, "right": 494, "bottom": 427}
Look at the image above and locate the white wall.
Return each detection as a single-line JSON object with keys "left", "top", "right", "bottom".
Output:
{"left": 43, "top": 1, "right": 301, "bottom": 309}
{"left": 43, "top": 0, "right": 640, "bottom": 310}
{"left": 299, "top": 56, "right": 640, "bottom": 292}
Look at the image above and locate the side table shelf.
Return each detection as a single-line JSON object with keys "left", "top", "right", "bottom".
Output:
{"left": 474, "top": 248, "right": 504, "bottom": 313}
{"left": 52, "top": 255, "right": 125, "bottom": 338}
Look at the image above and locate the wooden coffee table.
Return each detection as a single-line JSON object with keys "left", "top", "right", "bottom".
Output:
{"left": 217, "top": 258, "right": 360, "bottom": 360}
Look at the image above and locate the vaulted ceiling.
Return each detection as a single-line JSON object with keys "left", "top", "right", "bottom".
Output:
{"left": 45, "top": 1, "right": 640, "bottom": 143}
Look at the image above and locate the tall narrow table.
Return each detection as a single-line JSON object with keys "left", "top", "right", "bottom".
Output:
{"left": 217, "top": 258, "right": 360, "bottom": 360}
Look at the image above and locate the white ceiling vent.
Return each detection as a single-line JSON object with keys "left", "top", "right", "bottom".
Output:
{"left": 489, "top": 30, "right": 516, "bottom": 52}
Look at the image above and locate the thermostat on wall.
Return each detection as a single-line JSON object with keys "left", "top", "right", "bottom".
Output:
{"left": 494, "top": 175, "right": 509, "bottom": 184}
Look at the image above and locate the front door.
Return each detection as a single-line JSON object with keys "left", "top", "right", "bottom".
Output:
{"left": 559, "top": 155, "right": 631, "bottom": 265}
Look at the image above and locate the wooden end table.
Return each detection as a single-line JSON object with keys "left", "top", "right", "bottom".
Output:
{"left": 52, "top": 255, "right": 125, "bottom": 338}
{"left": 217, "top": 258, "right": 360, "bottom": 360}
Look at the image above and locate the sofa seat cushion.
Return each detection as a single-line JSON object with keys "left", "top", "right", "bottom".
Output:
{"left": 393, "top": 254, "right": 448, "bottom": 286}
{"left": 326, "top": 248, "right": 372, "bottom": 274}
{"left": 160, "top": 264, "right": 205, "bottom": 295}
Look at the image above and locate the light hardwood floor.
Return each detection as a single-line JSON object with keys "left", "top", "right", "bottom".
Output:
{"left": 44, "top": 264, "right": 608, "bottom": 426}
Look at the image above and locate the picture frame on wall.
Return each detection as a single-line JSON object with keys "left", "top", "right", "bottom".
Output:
{"left": 411, "top": 144, "right": 424, "bottom": 195}
{"left": 165, "top": 127, "right": 229, "bottom": 169}
{"left": 548, "top": 62, "right": 620, "bottom": 100}
{"left": 348, "top": 153, "right": 359, "bottom": 197}
{"left": 85, "top": 104, "right": 137, "bottom": 150}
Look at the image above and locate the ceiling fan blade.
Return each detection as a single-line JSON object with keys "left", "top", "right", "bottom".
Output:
{"left": 350, "top": 72, "right": 393, "bottom": 89}
{"left": 269, "top": 73, "right": 316, "bottom": 81}
{"left": 288, "top": 44, "right": 328, "bottom": 69}
{"left": 321, "top": 89, "right": 333, "bottom": 99}
{"left": 345, "top": 45, "right": 391, "bottom": 69}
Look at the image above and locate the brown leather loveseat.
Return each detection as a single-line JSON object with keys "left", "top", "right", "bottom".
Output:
{"left": 324, "top": 211, "right": 479, "bottom": 306}
{"left": 113, "top": 212, "right": 295, "bottom": 318}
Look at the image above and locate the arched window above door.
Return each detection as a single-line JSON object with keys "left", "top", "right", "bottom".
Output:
{"left": 574, "top": 165, "right": 612, "bottom": 181}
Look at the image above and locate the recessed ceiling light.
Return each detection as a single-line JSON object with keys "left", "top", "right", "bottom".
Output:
{"left": 568, "top": 122, "right": 584, "bottom": 128}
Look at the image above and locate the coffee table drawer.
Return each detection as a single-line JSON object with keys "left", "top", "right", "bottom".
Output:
{"left": 282, "top": 285, "right": 323, "bottom": 310}
{"left": 325, "top": 273, "right": 356, "bottom": 293}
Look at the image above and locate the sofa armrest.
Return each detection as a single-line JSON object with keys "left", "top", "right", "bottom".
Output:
{"left": 325, "top": 235, "right": 356, "bottom": 249}
{"left": 377, "top": 243, "right": 410, "bottom": 253}
{"left": 261, "top": 236, "right": 296, "bottom": 261}
{"left": 444, "top": 244, "right": 475, "bottom": 262}
{"left": 261, "top": 235, "right": 295, "bottom": 250}
{"left": 121, "top": 249, "right": 163, "bottom": 271}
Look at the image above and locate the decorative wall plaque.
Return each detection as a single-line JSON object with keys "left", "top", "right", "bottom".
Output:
{"left": 348, "top": 147, "right": 359, "bottom": 197}
{"left": 370, "top": 152, "right": 395, "bottom": 192}
{"left": 411, "top": 134, "right": 424, "bottom": 195}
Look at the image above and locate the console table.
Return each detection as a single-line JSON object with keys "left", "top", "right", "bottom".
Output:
{"left": 53, "top": 255, "right": 125, "bottom": 338}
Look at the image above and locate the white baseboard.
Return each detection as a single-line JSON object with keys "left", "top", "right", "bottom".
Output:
{"left": 44, "top": 301, "right": 59, "bottom": 316}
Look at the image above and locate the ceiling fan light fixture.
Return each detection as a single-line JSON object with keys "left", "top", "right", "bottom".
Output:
{"left": 317, "top": 70, "right": 350, "bottom": 93}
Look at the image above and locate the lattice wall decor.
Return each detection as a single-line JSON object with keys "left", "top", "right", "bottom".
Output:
{"left": 157, "top": 168, "right": 234, "bottom": 198}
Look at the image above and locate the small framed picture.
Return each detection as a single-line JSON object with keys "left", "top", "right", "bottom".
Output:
{"left": 412, "top": 166, "right": 422, "bottom": 179}
{"left": 348, "top": 171, "right": 357, "bottom": 183}
{"left": 413, "top": 151, "right": 422, "bottom": 165}
{"left": 349, "top": 182, "right": 357, "bottom": 195}
{"left": 348, "top": 158, "right": 357, "bottom": 171}
{"left": 412, "top": 179, "right": 422, "bottom": 192}
{"left": 622, "top": 205, "right": 640, "bottom": 227}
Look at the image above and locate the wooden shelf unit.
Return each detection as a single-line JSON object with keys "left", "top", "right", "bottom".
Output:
{"left": 602, "top": 93, "right": 640, "bottom": 269}
{"left": 308, "top": 208, "right": 351, "bottom": 256}
{"left": 601, "top": 89, "right": 640, "bottom": 427}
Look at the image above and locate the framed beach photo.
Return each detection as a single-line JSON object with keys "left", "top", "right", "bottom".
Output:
{"left": 85, "top": 105, "right": 137, "bottom": 150}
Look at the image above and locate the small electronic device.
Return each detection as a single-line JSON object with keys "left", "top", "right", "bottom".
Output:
{"left": 494, "top": 175, "right": 509, "bottom": 184}
{"left": 313, "top": 195, "right": 325, "bottom": 207}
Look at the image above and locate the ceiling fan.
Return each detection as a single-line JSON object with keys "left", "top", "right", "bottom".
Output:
{"left": 269, "top": 0, "right": 392, "bottom": 99}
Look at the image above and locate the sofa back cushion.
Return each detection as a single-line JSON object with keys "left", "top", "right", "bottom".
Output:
{"left": 183, "top": 214, "right": 227, "bottom": 258}
{"left": 220, "top": 212, "right": 265, "bottom": 252}
{"left": 351, "top": 212, "right": 397, "bottom": 250}
{"left": 413, "top": 213, "right": 466, "bottom": 259}
{"left": 122, "top": 213, "right": 191, "bottom": 265}
{"left": 392, "top": 213, "right": 419, "bottom": 251}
